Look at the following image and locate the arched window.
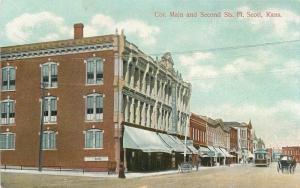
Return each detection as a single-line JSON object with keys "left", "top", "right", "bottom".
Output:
{"left": 85, "top": 93, "right": 103, "bottom": 121}
{"left": 84, "top": 129, "right": 104, "bottom": 149}
{"left": 1, "top": 67, "right": 15, "bottom": 91}
{"left": 86, "top": 57, "right": 103, "bottom": 85}
{"left": 0, "top": 99, "right": 15, "bottom": 125}
{"left": 43, "top": 96, "right": 57, "bottom": 123}
{"left": 42, "top": 131, "right": 56, "bottom": 149}
{"left": 0, "top": 132, "right": 15, "bottom": 150}
{"left": 41, "top": 62, "right": 58, "bottom": 88}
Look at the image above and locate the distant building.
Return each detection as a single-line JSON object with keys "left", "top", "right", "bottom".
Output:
{"left": 282, "top": 146, "right": 300, "bottom": 163}
{"left": 224, "top": 121, "right": 253, "bottom": 163}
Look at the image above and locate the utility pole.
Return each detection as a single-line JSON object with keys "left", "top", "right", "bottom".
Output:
{"left": 38, "top": 82, "right": 45, "bottom": 171}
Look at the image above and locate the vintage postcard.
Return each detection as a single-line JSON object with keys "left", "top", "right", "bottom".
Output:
{"left": 0, "top": 0, "right": 299, "bottom": 187}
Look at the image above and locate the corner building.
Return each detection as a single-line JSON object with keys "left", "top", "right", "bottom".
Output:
{"left": 0, "top": 23, "right": 191, "bottom": 172}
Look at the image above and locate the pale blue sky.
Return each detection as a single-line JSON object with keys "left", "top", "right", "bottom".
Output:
{"left": 1, "top": 0, "right": 300, "bottom": 147}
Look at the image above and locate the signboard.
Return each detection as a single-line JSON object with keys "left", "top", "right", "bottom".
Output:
{"left": 84, "top": 156, "right": 109, "bottom": 162}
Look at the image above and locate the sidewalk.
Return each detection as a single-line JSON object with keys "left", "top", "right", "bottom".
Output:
{"left": 0, "top": 164, "right": 240, "bottom": 179}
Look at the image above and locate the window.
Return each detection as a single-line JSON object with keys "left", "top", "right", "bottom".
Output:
{"left": 85, "top": 129, "right": 103, "bottom": 149}
{"left": 86, "top": 93, "right": 103, "bottom": 121}
{"left": 0, "top": 132, "right": 15, "bottom": 149}
{"left": 0, "top": 100, "right": 15, "bottom": 125}
{"left": 86, "top": 58, "right": 103, "bottom": 84}
{"left": 43, "top": 97, "right": 57, "bottom": 123}
{"left": 1, "top": 67, "right": 15, "bottom": 91}
{"left": 42, "top": 63, "right": 57, "bottom": 88}
{"left": 42, "top": 131, "right": 56, "bottom": 149}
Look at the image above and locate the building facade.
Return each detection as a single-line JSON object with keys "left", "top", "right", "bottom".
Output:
{"left": 190, "top": 113, "right": 207, "bottom": 148}
{"left": 224, "top": 121, "right": 253, "bottom": 163}
{"left": 282, "top": 146, "right": 300, "bottom": 163}
{"left": 0, "top": 23, "right": 191, "bottom": 172}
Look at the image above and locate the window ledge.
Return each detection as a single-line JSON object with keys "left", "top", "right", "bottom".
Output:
{"left": 42, "top": 149, "right": 57, "bottom": 151}
{"left": 1, "top": 89, "right": 16, "bottom": 92}
{"left": 43, "top": 87, "right": 58, "bottom": 89}
{"left": 44, "top": 122, "right": 57, "bottom": 125}
{"left": 84, "top": 148, "right": 104, "bottom": 150}
{"left": 0, "top": 124, "right": 16, "bottom": 126}
{"left": 0, "top": 149, "right": 15, "bottom": 151}
{"left": 85, "top": 120, "right": 103, "bottom": 123}
{"left": 85, "top": 82, "right": 104, "bottom": 86}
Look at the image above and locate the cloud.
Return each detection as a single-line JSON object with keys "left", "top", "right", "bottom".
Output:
{"left": 238, "top": 7, "right": 300, "bottom": 39}
{"left": 272, "top": 60, "right": 300, "bottom": 84}
{"left": 194, "top": 100, "right": 300, "bottom": 147}
{"left": 179, "top": 51, "right": 273, "bottom": 90}
{"left": 86, "top": 14, "right": 160, "bottom": 45}
{"left": 5, "top": 11, "right": 71, "bottom": 43}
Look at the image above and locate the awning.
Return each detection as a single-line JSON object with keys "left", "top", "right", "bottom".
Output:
{"left": 248, "top": 152, "right": 254, "bottom": 159}
{"left": 220, "top": 148, "right": 235, "bottom": 157}
{"left": 207, "top": 146, "right": 217, "bottom": 157}
{"left": 123, "top": 126, "right": 172, "bottom": 153}
{"left": 158, "top": 133, "right": 185, "bottom": 152}
{"left": 187, "top": 145, "right": 199, "bottom": 154}
{"left": 199, "top": 146, "right": 210, "bottom": 153}
{"left": 214, "top": 147, "right": 225, "bottom": 157}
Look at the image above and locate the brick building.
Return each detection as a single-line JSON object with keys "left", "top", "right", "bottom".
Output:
{"left": 282, "top": 146, "right": 300, "bottom": 163}
{"left": 0, "top": 23, "right": 191, "bottom": 172}
{"left": 190, "top": 113, "right": 207, "bottom": 148}
{"left": 224, "top": 121, "right": 253, "bottom": 163}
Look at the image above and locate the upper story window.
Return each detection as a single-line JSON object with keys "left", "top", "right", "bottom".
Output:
{"left": 86, "top": 93, "right": 103, "bottom": 121}
{"left": 42, "top": 63, "right": 58, "bottom": 88}
{"left": 0, "top": 132, "right": 15, "bottom": 150}
{"left": 0, "top": 99, "right": 15, "bottom": 125}
{"left": 42, "top": 131, "right": 56, "bottom": 150}
{"left": 43, "top": 96, "right": 57, "bottom": 123}
{"left": 85, "top": 129, "right": 103, "bottom": 149}
{"left": 86, "top": 58, "right": 103, "bottom": 85}
{"left": 1, "top": 67, "right": 15, "bottom": 91}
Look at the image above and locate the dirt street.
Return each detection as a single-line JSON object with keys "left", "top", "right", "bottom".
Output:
{"left": 1, "top": 163, "right": 299, "bottom": 188}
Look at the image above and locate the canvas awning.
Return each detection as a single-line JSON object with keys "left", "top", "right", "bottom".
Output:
{"left": 123, "top": 126, "right": 172, "bottom": 153}
{"left": 220, "top": 147, "right": 235, "bottom": 157}
{"left": 158, "top": 133, "right": 185, "bottom": 153}
{"left": 187, "top": 145, "right": 199, "bottom": 154}
{"left": 207, "top": 146, "right": 217, "bottom": 157}
{"left": 214, "top": 147, "right": 225, "bottom": 157}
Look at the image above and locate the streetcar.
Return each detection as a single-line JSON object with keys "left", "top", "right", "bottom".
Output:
{"left": 254, "top": 149, "right": 271, "bottom": 167}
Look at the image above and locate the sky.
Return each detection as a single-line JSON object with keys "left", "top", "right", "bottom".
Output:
{"left": 0, "top": 0, "right": 299, "bottom": 148}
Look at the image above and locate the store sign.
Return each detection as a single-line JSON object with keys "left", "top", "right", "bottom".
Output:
{"left": 84, "top": 156, "right": 109, "bottom": 161}
{"left": 207, "top": 151, "right": 215, "bottom": 157}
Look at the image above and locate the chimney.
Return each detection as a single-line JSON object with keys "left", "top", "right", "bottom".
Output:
{"left": 74, "top": 23, "right": 84, "bottom": 39}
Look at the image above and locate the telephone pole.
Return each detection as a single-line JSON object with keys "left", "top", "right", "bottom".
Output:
{"left": 38, "top": 82, "right": 46, "bottom": 171}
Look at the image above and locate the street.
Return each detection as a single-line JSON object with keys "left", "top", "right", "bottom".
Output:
{"left": 1, "top": 163, "right": 299, "bottom": 188}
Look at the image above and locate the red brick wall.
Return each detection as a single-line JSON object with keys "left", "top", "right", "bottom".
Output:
{"left": 1, "top": 49, "right": 116, "bottom": 170}
{"left": 230, "top": 128, "right": 238, "bottom": 151}
{"left": 190, "top": 113, "right": 207, "bottom": 147}
{"left": 282, "top": 147, "right": 300, "bottom": 163}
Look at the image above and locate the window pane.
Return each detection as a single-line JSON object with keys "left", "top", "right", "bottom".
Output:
{"left": 85, "top": 131, "right": 94, "bottom": 148}
{"left": 95, "top": 96, "right": 103, "bottom": 114}
{"left": 0, "top": 134, "right": 5, "bottom": 149}
{"left": 43, "top": 99, "right": 49, "bottom": 117}
{"left": 42, "top": 65, "right": 49, "bottom": 84}
{"left": 9, "top": 68, "right": 15, "bottom": 89}
{"left": 86, "top": 96, "right": 94, "bottom": 115}
{"left": 49, "top": 133, "right": 55, "bottom": 149}
{"left": 95, "top": 131, "right": 100, "bottom": 148}
{"left": 87, "top": 61, "right": 94, "bottom": 84}
{"left": 96, "top": 60, "right": 103, "bottom": 83}
{"left": 51, "top": 64, "right": 57, "bottom": 86}
{"left": 43, "top": 133, "right": 48, "bottom": 149}
{"left": 7, "top": 134, "right": 14, "bottom": 149}
{"left": 50, "top": 98, "right": 57, "bottom": 116}
{"left": 2, "top": 69, "right": 8, "bottom": 90}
